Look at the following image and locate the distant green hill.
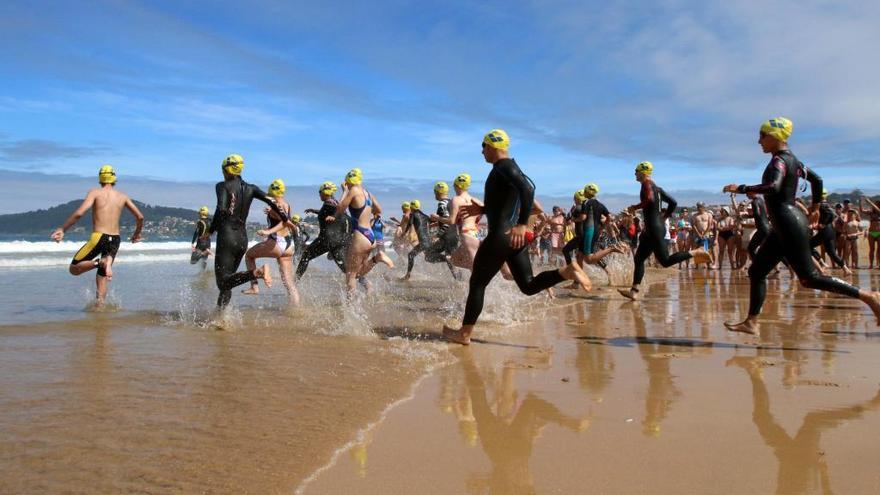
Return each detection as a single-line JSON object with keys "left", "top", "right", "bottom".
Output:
{"left": 0, "top": 200, "right": 199, "bottom": 235}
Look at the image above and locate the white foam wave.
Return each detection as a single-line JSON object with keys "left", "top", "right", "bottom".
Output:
{"left": 0, "top": 240, "right": 194, "bottom": 254}
{"left": 0, "top": 253, "right": 190, "bottom": 268}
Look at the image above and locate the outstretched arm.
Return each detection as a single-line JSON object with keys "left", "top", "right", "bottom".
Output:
{"left": 729, "top": 157, "right": 786, "bottom": 196}
{"left": 51, "top": 191, "right": 96, "bottom": 242}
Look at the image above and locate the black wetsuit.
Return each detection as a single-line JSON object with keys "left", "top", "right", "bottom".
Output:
{"left": 190, "top": 218, "right": 212, "bottom": 264}
{"left": 435, "top": 198, "right": 460, "bottom": 255}
{"left": 562, "top": 202, "right": 584, "bottom": 264}
{"left": 582, "top": 198, "right": 609, "bottom": 255}
{"left": 209, "top": 176, "right": 288, "bottom": 308}
{"left": 291, "top": 227, "right": 310, "bottom": 260}
{"left": 462, "top": 158, "right": 565, "bottom": 326}
{"left": 405, "top": 208, "right": 456, "bottom": 276}
{"left": 630, "top": 179, "right": 692, "bottom": 287}
{"left": 736, "top": 150, "right": 860, "bottom": 316}
{"left": 295, "top": 198, "right": 351, "bottom": 279}
{"left": 810, "top": 201, "right": 846, "bottom": 268}
{"left": 747, "top": 196, "right": 771, "bottom": 260}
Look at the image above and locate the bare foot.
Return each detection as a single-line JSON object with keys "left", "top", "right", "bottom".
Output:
{"left": 400, "top": 274, "right": 411, "bottom": 281}
{"left": 561, "top": 262, "right": 592, "bottom": 292}
{"left": 724, "top": 318, "right": 758, "bottom": 335}
{"left": 863, "top": 291, "right": 880, "bottom": 326}
{"left": 442, "top": 325, "right": 471, "bottom": 345}
{"left": 617, "top": 288, "right": 638, "bottom": 300}
{"left": 258, "top": 264, "right": 273, "bottom": 288}
{"left": 375, "top": 251, "right": 394, "bottom": 269}
{"left": 546, "top": 287, "right": 556, "bottom": 299}
{"left": 99, "top": 257, "right": 113, "bottom": 281}
{"left": 242, "top": 285, "right": 259, "bottom": 295}
{"left": 565, "top": 281, "right": 580, "bottom": 289}
{"left": 843, "top": 265, "right": 853, "bottom": 275}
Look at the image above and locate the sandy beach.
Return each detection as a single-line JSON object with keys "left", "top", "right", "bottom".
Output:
{"left": 303, "top": 270, "right": 880, "bottom": 495}
{"left": 1, "top": 244, "right": 879, "bottom": 494}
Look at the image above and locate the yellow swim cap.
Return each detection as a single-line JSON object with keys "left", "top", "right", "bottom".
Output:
{"left": 222, "top": 154, "right": 244, "bottom": 175}
{"left": 483, "top": 129, "right": 510, "bottom": 150}
{"left": 822, "top": 188, "right": 829, "bottom": 199}
{"left": 574, "top": 190, "right": 586, "bottom": 202}
{"left": 98, "top": 165, "right": 116, "bottom": 185}
{"left": 345, "top": 168, "right": 363, "bottom": 185}
{"left": 198, "top": 206, "right": 209, "bottom": 217}
{"left": 268, "top": 179, "right": 286, "bottom": 197}
{"left": 454, "top": 173, "right": 472, "bottom": 190}
{"left": 291, "top": 214, "right": 301, "bottom": 223}
{"left": 584, "top": 183, "right": 600, "bottom": 196}
{"left": 410, "top": 199, "right": 421, "bottom": 210}
{"left": 319, "top": 181, "right": 337, "bottom": 195}
{"left": 401, "top": 201, "right": 411, "bottom": 211}
{"left": 434, "top": 181, "right": 449, "bottom": 195}
{"left": 760, "top": 117, "right": 793, "bottom": 142}
{"left": 635, "top": 161, "right": 654, "bottom": 175}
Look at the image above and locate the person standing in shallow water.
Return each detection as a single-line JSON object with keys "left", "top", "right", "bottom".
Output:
{"left": 209, "top": 154, "right": 293, "bottom": 309}
{"left": 51, "top": 165, "right": 144, "bottom": 307}
{"left": 722, "top": 117, "right": 880, "bottom": 334}
{"left": 442, "top": 129, "right": 591, "bottom": 345}
{"left": 618, "top": 161, "right": 711, "bottom": 301}
{"left": 190, "top": 206, "right": 213, "bottom": 269}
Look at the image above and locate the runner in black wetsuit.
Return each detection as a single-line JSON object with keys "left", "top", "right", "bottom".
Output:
{"left": 208, "top": 154, "right": 292, "bottom": 308}
{"left": 190, "top": 206, "right": 213, "bottom": 267}
{"left": 404, "top": 184, "right": 459, "bottom": 280}
{"left": 295, "top": 181, "right": 352, "bottom": 280}
{"left": 442, "top": 129, "right": 591, "bottom": 345}
{"left": 619, "top": 162, "right": 711, "bottom": 300}
{"left": 289, "top": 214, "right": 310, "bottom": 261}
{"left": 810, "top": 190, "right": 850, "bottom": 273}
{"left": 562, "top": 190, "right": 586, "bottom": 264}
{"left": 723, "top": 117, "right": 880, "bottom": 333}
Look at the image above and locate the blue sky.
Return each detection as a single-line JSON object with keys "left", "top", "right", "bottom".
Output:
{"left": 0, "top": 0, "right": 878, "bottom": 210}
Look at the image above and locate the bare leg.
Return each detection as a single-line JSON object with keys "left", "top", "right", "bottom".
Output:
{"left": 277, "top": 255, "right": 300, "bottom": 306}
{"left": 69, "top": 260, "right": 98, "bottom": 276}
{"left": 242, "top": 240, "right": 278, "bottom": 294}
{"left": 95, "top": 271, "right": 108, "bottom": 306}
{"left": 346, "top": 233, "right": 372, "bottom": 295}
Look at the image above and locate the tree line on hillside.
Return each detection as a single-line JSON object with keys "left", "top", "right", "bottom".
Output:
{"left": 0, "top": 200, "right": 199, "bottom": 234}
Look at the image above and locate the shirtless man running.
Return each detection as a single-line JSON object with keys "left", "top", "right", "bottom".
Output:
{"left": 51, "top": 165, "right": 144, "bottom": 307}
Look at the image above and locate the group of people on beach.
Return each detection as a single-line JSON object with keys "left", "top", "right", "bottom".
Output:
{"left": 51, "top": 118, "right": 880, "bottom": 341}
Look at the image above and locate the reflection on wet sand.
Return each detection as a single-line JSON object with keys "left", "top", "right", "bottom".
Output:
{"left": 728, "top": 355, "right": 880, "bottom": 495}
{"left": 452, "top": 349, "right": 589, "bottom": 494}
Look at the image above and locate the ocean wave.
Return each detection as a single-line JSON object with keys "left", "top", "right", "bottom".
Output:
{"left": 0, "top": 240, "right": 195, "bottom": 254}
{"left": 0, "top": 253, "right": 193, "bottom": 268}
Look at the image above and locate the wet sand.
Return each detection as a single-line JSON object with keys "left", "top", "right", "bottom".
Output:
{"left": 2, "top": 251, "right": 879, "bottom": 494}
{"left": 303, "top": 269, "right": 880, "bottom": 495}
